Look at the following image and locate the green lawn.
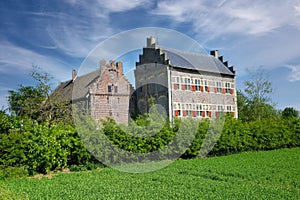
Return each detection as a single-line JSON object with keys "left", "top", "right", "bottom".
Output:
{"left": 1, "top": 148, "right": 299, "bottom": 200}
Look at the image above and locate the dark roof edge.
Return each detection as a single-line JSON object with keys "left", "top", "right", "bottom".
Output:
{"left": 170, "top": 65, "right": 235, "bottom": 77}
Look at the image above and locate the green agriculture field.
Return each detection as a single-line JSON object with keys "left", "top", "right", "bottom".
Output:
{"left": 1, "top": 148, "right": 299, "bottom": 200}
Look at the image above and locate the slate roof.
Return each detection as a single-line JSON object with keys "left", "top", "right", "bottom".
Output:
{"left": 161, "top": 47, "right": 234, "bottom": 76}
{"left": 52, "top": 70, "right": 100, "bottom": 101}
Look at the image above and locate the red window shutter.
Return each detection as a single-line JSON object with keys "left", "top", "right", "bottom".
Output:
{"left": 208, "top": 111, "right": 212, "bottom": 117}
{"left": 200, "top": 86, "right": 204, "bottom": 92}
{"left": 215, "top": 112, "right": 218, "bottom": 117}
{"left": 174, "top": 84, "right": 177, "bottom": 90}
{"left": 183, "top": 110, "right": 186, "bottom": 116}
{"left": 207, "top": 87, "right": 210, "bottom": 92}
{"left": 230, "top": 89, "right": 234, "bottom": 94}
{"left": 192, "top": 85, "right": 196, "bottom": 91}
{"left": 192, "top": 111, "right": 196, "bottom": 117}
{"left": 175, "top": 110, "right": 179, "bottom": 116}
{"left": 222, "top": 88, "right": 226, "bottom": 94}
{"left": 231, "top": 112, "right": 234, "bottom": 117}
{"left": 214, "top": 87, "right": 217, "bottom": 93}
{"left": 182, "top": 84, "right": 186, "bottom": 90}
{"left": 202, "top": 111, "right": 205, "bottom": 117}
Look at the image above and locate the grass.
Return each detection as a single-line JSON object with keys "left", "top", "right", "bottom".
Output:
{"left": 1, "top": 148, "right": 299, "bottom": 199}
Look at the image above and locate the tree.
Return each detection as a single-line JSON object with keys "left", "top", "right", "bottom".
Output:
{"left": 8, "top": 85, "right": 45, "bottom": 118}
{"left": 7, "top": 66, "right": 72, "bottom": 123}
{"left": 239, "top": 67, "right": 276, "bottom": 121}
{"left": 282, "top": 107, "right": 299, "bottom": 119}
{"left": 236, "top": 89, "right": 250, "bottom": 121}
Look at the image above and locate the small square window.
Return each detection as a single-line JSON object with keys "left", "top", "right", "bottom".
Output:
{"left": 108, "top": 85, "right": 112, "bottom": 92}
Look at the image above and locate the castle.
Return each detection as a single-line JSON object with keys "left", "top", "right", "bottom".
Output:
{"left": 53, "top": 37, "right": 237, "bottom": 124}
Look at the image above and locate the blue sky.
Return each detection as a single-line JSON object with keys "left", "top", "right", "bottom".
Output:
{"left": 0, "top": 0, "right": 300, "bottom": 111}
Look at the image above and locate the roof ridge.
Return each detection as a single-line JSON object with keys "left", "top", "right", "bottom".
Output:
{"left": 160, "top": 46, "right": 208, "bottom": 57}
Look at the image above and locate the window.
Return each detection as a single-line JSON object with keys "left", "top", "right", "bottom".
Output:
{"left": 174, "top": 103, "right": 181, "bottom": 116}
{"left": 226, "top": 105, "right": 232, "bottom": 112}
{"left": 225, "top": 83, "right": 230, "bottom": 93}
{"left": 173, "top": 76, "right": 180, "bottom": 90}
{"left": 218, "top": 105, "right": 223, "bottom": 112}
{"left": 215, "top": 81, "right": 222, "bottom": 93}
{"left": 186, "top": 78, "right": 191, "bottom": 90}
{"left": 115, "top": 86, "right": 118, "bottom": 93}
{"left": 108, "top": 85, "right": 112, "bottom": 92}
{"left": 195, "top": 79, "right": 201, "bottom": 91}
{"left": 204, "top": 80, "right": 209, "bottom": 92}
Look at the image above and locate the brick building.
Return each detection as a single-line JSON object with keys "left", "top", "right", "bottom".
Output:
{"left": 134, "top": 37, "right": 237, "bottom": 122}
{"left": 53, "top": 59, "right": 134, "bottom": 125}
{"left": 53, "top": 37, "right": 237, "bottom": 124}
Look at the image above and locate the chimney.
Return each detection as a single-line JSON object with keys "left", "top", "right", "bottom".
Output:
{"left": 100, "top": 59, "right": 106, "bottom": 74}
{"left": 72, "top": 69, "right": 77, "bottom": 81}
{"left": 210, "top": 50, "right": 219, "bottom": 58}
{"left": 116, "top": 61, "right": 123, "bottom": 74}
{"left": 109, "top": 60, "right": 114, "bottom": 68}
{"left": 147, "top": 36, "right": 157, "bottom": 48}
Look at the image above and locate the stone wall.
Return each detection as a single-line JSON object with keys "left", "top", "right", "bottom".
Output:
{"left": 89, "top": 60, "right": 133, "bottom": 125}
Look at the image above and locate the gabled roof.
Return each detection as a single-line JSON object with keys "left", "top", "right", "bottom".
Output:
{"left": 52, "top": 70, "right": 100, "bottom": 101}
{"left": 161, "top": 47, "right": 235, "bottom": 76}
{"left": 72, "top": 70, "right": 100, "bottom": 100}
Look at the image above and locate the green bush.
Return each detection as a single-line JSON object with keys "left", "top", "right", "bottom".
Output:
{"left": 0, "top": 108, "right": 299, "bottom": 176}
{"left": 0, "top": 116, "right": 93, "bottom": 175}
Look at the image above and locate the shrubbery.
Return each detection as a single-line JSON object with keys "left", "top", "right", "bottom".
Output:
{"left": 0, "top": 116, "right": 93, "bottom": 176}
{"left": 0, "top": 109, "right": 299, "bottom": 176}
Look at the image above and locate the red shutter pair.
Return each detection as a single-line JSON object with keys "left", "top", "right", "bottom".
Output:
{"left": 175, "top": 110, "right": 179, "bottom": 116}
{"left": 222, "top": 88, "right": 226, "bottom": 94}
{"left": 191, "top": 85, "right": 196, "bottom": 91}
{"left": 230, "top": 89, "right": 234, "bottom": 94}
{"left": 174, "top": 84, "right": 178, "bottom": 90}
{"left": 183, "top": 110, "right": 186, "bottom": 116}
{"left": 192, "top": 111, "right": 196, "bottom": 117}
{"left": 200, "top": 86, "right": 204, "bottom": 92}
{"left": 208, "top": 111, "right": 212, "bottom": 117}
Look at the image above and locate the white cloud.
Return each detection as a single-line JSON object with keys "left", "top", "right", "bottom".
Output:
{"left": 97, "top": 0, "right": 152, "bottom": 12}
{"left": 151, "top": 0, "right": 300, "bottom": 37}
{"left": 66, "top": 0, "right": 151, "bottom": 12}
{"left": 44, "top": 0, "right": 152, "bottom": 58}
{"left": 0, "top": 41, "right": 72, "bottom": 81}
{"left": 295, "top": 3, "right": 300, "bottom": 15}
{"left": 286, "top": 65, "right": 300, "bottom": 82}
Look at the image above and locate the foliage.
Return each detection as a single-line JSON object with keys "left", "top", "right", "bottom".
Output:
{"left": 282, "top": 107, "right": 299, "bottom": 119}
{"left": 7, "top": 66, "right": 72, "bottom": 124}
{"left": 8, "top": 85, "right": 45, "bottom": 118}
{"left": 0, "top": 116, "right": 93, "bottom": 175}
{"left": 238, "top": 67, "right": 277, "bottom": 121}
{"left": 1, "top": 148, "right": 299, "bottom": 199}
